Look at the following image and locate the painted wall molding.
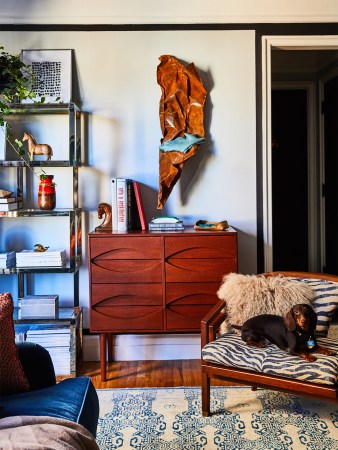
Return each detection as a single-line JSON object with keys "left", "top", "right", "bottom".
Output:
{"left": 0, "top": 0, "right": 337, "bottom": 25}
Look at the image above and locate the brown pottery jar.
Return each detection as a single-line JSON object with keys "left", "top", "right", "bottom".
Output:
{"left": 38, "top": 175, "right": 56, "bottom": 210}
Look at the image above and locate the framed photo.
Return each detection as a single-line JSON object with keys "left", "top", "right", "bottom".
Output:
{"left": 21, "top": 49, "right": 72, "bottom": 103}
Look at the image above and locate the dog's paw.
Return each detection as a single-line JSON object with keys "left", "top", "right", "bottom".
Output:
{"left": 305, "top": 354, "right": 316, "bottom": 362}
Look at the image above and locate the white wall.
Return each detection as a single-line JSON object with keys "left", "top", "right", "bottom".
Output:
{"left": 0, "top": 29, "right": 256, "bottom": 330}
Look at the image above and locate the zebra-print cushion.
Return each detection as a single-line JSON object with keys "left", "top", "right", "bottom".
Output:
{"left": 202, "top": 334, "right": 338, "bottom": 385}
{"left": 291, "top": 278, "right": 338, "bottom": 337}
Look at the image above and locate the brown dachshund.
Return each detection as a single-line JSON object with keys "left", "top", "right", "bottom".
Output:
{"left": 239, "top": 304, "right": 335, "bottom": 362}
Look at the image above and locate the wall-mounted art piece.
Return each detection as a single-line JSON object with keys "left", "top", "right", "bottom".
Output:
{"left": 157, "top": 55, "right": 207, "bottom": 209}
{"left": 21, "top": 49, "right": 72, "bottom": 103}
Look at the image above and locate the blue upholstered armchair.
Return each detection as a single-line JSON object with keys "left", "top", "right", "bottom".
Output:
{"left": 0, "top": 342, "right": 99, "bottom": 446}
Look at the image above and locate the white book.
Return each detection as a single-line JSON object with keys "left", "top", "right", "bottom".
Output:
{"left": 17, "top": 249, "right": 66, "bottom": 257}
{"left": 116, "top": 178, "right": 128, "bottom": 231}
{"left": 0, "top": 197, "right": 16, "bottom": 204}
{"left": 16, "top": 260, "right": 66, "bottom": 267}
{"left": 151, "top": 216, "right": 180, "bottom": 224}
{"left": 0, "top": 201, "right": 20, "bottom": 211}
{"left": 111, "top": 178, "right": 118, "bottom": 231}
{"left": 0, "top": 251, "right": 15, "bottom": 259}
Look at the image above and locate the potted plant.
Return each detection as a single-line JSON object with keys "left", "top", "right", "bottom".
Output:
{"left": 0, "top": 45, "right": 37, "bottom": 125}
{"left": 0, "top": 44, "right": 43, "bottom": 167}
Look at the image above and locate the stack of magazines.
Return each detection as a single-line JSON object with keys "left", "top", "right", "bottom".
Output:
{"left": 0, "top": 251, "right": 16, "bottom": 268}
{"left": 148, "top": 216, "right": 184, "bottom": 231}
{"left": 16, "top": 249, "right": 67, "bottom": 267}
{"left": 26, "top": 324, "right": 71, "bottom": 376}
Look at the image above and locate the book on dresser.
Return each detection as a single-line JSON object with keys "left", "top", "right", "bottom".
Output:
{"left": 111, "top": 178, "right": 147, "bottom": 231}
{"left": 148, "top": 216, "right": 184, "bottom": 231}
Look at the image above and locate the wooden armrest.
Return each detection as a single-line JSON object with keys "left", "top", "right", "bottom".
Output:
{"left": 263, "top": 271, "right": 338, "bottom": 282}
{"left": 201, "top": 300, "right": 226, "bottom": 347}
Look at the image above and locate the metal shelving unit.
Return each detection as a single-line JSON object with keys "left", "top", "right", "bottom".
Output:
{"left": 0, "top": 103, "right": 82, "bottom": 375}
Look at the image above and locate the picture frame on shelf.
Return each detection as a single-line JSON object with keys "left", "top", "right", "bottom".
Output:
{"left": 21, "top": 49, "right": 72, "bottom": 103}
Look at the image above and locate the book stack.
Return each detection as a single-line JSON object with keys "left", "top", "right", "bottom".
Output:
{"left": 16, "top": 249, "right": 67, "bottom": 267}
{"left": 18, "top": 294, "right": 59, "bottom": 318}
{"left": 26, "top": 324, "right": 71, "bottom": 376}
{"left": 14, "top": 324, "right": 30, "bottom": 344}
{"left": 111, "top": 178, "right": 147, "bottom": 231}
{"left": 0, "top": 195, "right": 21, "bottom": 212}
{"left": 0, "top": 251, "right": 16, "bottom": 268}
{"left": 148, "top": 216, "right": 184, "bottom": 232}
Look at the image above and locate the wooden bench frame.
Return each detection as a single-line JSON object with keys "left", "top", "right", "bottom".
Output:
{"left": 201, "top": 271, "right": 338, "bottom": 417}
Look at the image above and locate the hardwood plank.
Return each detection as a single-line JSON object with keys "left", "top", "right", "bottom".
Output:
{"left": 60, "top": 359, "right": 236, "bottom": 390}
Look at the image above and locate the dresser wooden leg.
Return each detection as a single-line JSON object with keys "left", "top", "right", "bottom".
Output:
{"left": 107, "top": 333, "right": 113, "bottom": 361}
{"left": 100, "top": 333, "right": 107, "bottom": 382}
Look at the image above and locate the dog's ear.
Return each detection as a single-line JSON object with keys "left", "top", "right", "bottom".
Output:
{"left": 284, "top": 308, "right": 297, "bottom": 331}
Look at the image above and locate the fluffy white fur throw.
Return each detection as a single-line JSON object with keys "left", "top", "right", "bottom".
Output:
{"left": 218, "top": 273, "right": 315, "bottom": 335}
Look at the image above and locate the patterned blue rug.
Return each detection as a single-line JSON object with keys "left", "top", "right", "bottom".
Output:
{"left": 96, "top": 386, "right": 338, "bottom": 449}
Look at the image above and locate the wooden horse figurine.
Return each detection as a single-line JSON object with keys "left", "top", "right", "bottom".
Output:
{"left": 95, "top": 202, "right": 112, "bottom": 231}
{"left": 22, "top": 132, "right": 53, "bottom": 161}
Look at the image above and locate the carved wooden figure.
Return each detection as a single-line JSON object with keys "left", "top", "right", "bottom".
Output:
{"left": 23, "top": 132, "right": 53, "bottom": 161}
{"left": 96, "top": 202, "right": 112, "bottom": 231}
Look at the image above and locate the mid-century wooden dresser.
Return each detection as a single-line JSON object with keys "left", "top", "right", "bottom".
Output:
{"left": 88, "top": 227, "right": 237, "bottom": 380}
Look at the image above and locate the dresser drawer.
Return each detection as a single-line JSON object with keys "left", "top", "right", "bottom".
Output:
{"left": 90, "top": 237, "right": 162, "bottom": 259}
{"left": 165, "top": 236, "right": 237, "bottom": 259}
{"left": 91, "top": 305, "right": 163, "bottom": 332}
{"left": 165, "top": 258, "right": 236, "bottom": 282}
{"left": 91, "top": 283, "right": 163, "bottom": 307}
{"left": 166, "top": 305, "right": 214, "bottom": 330}
{"left": 90, "top": 260, "right": 162, "bottom": 283}
{"left": 166, "top": 282, "right": 220, "bottom": 306}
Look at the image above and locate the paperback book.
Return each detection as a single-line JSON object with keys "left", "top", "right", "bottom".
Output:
{"left": 0, "top": 197, "right": 16, "bottom": 204}
{"left": 148, "top": 216, "right": 184, "bottom": 231}
{"left": 0, "top": 201, "right": 21, "bottom": 211}
{"left": 0, "top": 251, "right": 15, "bottom": 268}
{"left": 26, "top": 324, "right": 71, "bottom": 375}
{"left": 16, "top": 249, "right": 67, "bottom": 267}
{"left": 111, "top": 178, "right": 147, "bottom": 231}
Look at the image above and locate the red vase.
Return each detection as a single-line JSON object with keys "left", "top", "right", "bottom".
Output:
{"left": 38, "top": 175, "right": 56, "bottom": 210}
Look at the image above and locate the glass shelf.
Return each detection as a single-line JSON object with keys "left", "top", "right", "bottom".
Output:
{"left": 0, "top": 263, "right": 81, "bottom": 276}
{"left": 8, "top": 102, "right": 80, "bottom": 115}
{"left": 13, "top": 306, "right": 82, "bottom": 324}
{"left": 0, "top": 160, "right": 79, "bottom": 168}
{"left": 0, "top": 208, "right": 81, "bottom": 218}
{"left": 1, "top": 102, "right": 81, "bottom": 165}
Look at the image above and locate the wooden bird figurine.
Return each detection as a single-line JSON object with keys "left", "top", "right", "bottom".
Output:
{"left": 34, "top": 244, "right": 50, "bottom": 252}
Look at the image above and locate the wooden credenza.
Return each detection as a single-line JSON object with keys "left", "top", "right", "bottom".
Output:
{"left": 88, "top": 227, "right": 237, "bottom": 380}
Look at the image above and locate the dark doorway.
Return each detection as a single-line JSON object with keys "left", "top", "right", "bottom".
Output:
{"left": 323, "top": 75, "right": 338, "bottom": 275}
{"left": 271, "top": 89, "right": 309, "bottom": 270}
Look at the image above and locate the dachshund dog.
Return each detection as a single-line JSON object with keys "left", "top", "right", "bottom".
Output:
{"left": 239, "top": 304, "right": 336, "bottom": 362}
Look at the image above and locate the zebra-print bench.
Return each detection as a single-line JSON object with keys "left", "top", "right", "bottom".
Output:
{"left": 201, "top": 272, "right": 338, "bottom": 417}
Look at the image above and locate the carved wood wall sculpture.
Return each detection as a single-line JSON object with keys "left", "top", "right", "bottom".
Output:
{"left": 157, "top": 55, "right": 207, "bottom": 209}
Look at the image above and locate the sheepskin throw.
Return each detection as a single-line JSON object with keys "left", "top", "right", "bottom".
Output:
{"left": 218, "top": 273, "right": 315, "bottom": 335}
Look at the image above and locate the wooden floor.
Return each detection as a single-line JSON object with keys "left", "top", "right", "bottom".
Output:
{"left": 74, "top": 359, "right": 233, "bottom": 390}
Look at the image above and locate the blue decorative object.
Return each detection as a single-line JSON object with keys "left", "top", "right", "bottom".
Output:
{"left": 159, "top": 133, "right": 206, "bottom": 153}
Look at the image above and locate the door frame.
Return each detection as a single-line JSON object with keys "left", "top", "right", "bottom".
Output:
{"left": 319, "top": 66, "right": 338, "bottom": 272}
{"left": 261, "top": 35, "right": 338, "bottom": 272}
